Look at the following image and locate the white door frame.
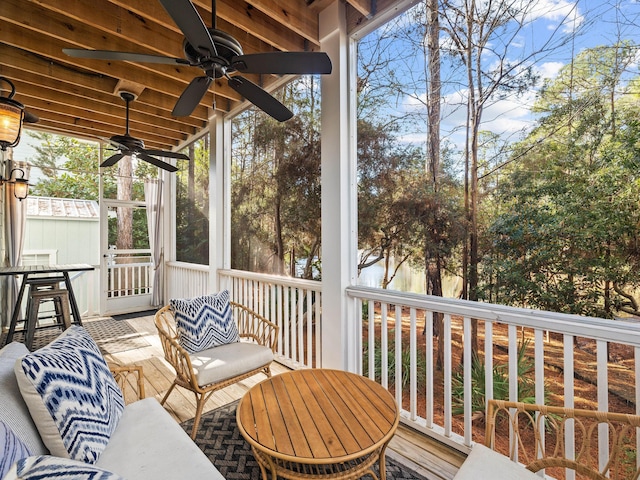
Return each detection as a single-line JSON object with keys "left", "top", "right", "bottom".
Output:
{"left": 99, "top": 198, "right": 153, "bottom": 315}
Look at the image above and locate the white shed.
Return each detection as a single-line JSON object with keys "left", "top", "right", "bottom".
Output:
{"left": 22, "top": 196, "right": 100, "bottom": 316}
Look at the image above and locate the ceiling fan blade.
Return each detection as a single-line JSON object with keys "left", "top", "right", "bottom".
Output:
{"left": 172, "top": 76, "right": 212, "bottom": 117}
{"left": 100, "top": 152, "right": 125, "bottom": 168}
{"left": 63, "top": 48, "right": 187, "bottom": 65}
{"left": 228, "top": 76, "right": 293, "bottom": 122}
{"left": 137, "top": 152, "right": 179, "bottom": 172}
{"left": 231, "top": 52, "right": 332, "bottom": 75}
{"left": 158, "top": 0, "right": 217, "bottom": 56}
{"left": 144, "top": 149, "right": 190, "bottom": 161}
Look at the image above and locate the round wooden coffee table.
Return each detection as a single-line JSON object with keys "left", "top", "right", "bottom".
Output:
{"left": 237, "top": 369, "right": 399, "bottom": 480}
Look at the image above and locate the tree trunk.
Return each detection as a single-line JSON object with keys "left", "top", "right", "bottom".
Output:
{"left": 425, "top": 0, "right": 446, "bottom": 368}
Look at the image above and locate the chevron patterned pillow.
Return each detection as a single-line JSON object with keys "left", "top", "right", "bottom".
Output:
{"left": 170, "top": 290, "right": 240, "bottom": 354}
{"left": 14, "top": 326, "right": 124, "bottom": 464}
{"left": 3, "top": 455, "right": 124, "bottom": 480}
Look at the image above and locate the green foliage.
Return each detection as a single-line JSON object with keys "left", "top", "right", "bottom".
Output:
{"left": 230, "top": 77, "right": 322, "bottom": 277}
{"left": 362, "top": 333, "right": 427, "bottom": 390}
{"left": 27, "top": 131, "right": 107, "bottom": 199}
{"left": 480, "top": 43, "right": 640, "bottom": 318}
{"left": 451, "top": 340, "right": 537, "bottom": 415}
{"left": 175, "top": 138, "right": 209, "bottom": 265}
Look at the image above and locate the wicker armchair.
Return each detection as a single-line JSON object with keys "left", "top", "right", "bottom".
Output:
{"left": 154, "top": 301, "right": 279, "bottom": 439}
{"left": 485, "top": 399, "right": 640, "bottom": 480}
{"left": 109, "top": 364, "right": 146, "bottom": 403}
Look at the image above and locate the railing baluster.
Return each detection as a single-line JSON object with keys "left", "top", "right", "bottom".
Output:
{"left": 444, "top": 313, "right": 452, "bottom": 438}
{"left": 368, "top": 300, "right": 375, "bottom": 380}
{"left": 596, "top": 340, "right": 609, "bottom": 472}
{"left": 564, "top": 334, "right": 576, "bottom": 480}
{"left": 463, "top": 316, "right": 472, "bottom": 446}
{"left": 306, "top": 290, "right": 312, "bottom": 368}
{"left": 381, "top": 303, "right": 388, "bottom": 389}
{"left": 395, "top": 306, "right": 402, "bottom": 408}
{"left": 410, "top": 307, "right": 417, "bottom": 422}
{"left": 425, "top": 310, "right": 434, "bottom": 428}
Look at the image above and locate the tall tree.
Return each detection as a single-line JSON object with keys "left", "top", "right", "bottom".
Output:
{"left": 484, "top": 44, "right": 640, "bottom": 318}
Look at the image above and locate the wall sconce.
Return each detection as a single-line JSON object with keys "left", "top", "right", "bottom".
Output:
{"left": 0, "top": 76, "right": 38, "bottom": 151}
{"left": 0, "top": 168, "right": 30, "bottom": 201}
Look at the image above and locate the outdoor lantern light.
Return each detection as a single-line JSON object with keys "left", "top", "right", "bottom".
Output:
{"left": 0, "top": 168, "right": 30, "bottom": 201}
{"left": 0, "top": 76, "right": 38, "bottom": 151}
{"left": 0, "top": 78, "right": 25, "bottom": 150}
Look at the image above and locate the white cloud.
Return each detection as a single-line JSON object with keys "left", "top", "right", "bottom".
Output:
{"left": 537, "top": 61, "right": 564, "bottom": 79}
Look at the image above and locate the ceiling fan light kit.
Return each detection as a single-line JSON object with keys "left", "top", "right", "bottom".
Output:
{"left": 63, "top": 0, "right": 332, "bottom": 122}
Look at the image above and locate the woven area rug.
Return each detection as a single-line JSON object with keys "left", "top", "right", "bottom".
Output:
{"left": 2, "top": 317, "right": 151, "bottom": 354}
{"left": 181, "top": 400, "right": 427, "bottom": 480}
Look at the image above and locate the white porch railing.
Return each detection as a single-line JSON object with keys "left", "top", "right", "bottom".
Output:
{"left": 165, "top": 261, "right": 210, "bottom": 299}
{"left": 218, "top": 269, "right": 322, "bottom": 370}
{"left": 107, "top": 261, "right": 152, "bottom": 298}
{"left": 165, "top": 264, "right": 640, "bottom": 464}
{"left": 346, "top": 285, "right": 640, "bottom": 463}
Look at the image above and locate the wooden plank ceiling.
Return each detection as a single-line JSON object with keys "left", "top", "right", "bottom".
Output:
{"left": 0, "top": 0, "right": 378, "bottom": 151}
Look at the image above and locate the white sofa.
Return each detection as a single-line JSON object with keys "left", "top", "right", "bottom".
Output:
{"left": 0, "top": 339, "right": 224, "bottom": 480}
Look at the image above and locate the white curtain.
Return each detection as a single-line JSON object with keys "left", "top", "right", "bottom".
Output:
{"left": 2, "top": 157, "right": 29, "bottom": 328}
{"left": 144, "top": 178, "right": 164, "bottom": 306}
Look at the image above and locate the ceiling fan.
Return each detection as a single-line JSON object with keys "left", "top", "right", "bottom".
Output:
{"left": 101, "top": 91, "right": 188, "bottom": 172}
{"left": 63, "top": 0, "right": 333, "bottom": 122}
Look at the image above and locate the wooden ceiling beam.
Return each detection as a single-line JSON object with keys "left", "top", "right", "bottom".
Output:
{"left": 346, "top": 0, "right": 374, "bottom": 17}
{"left": 242, "top": 0, "right": 320, "bottom": 46}
{"left": 0, "top": 66, "right": 197, "bottom": 138}
{"left": 0, "top": 45, "right": 208, "bottom": 132}
{"left": 106, "top": 0, "right": 277, "bottom": 57}
{"left": 26, "top": 118, "right": 169, "bottom": 151}
{"left": 25, "top": 0, "right": 184, "bottom": 58}
{"left": 205, "top": 0, "right": 311, "bottom": 52}
{"left": 18, "top": 96, "right": 187, "bottom": 147}
{"left": 13, "top": 89, "right": 191, "bottom": 144}
{"left": 1, "top": 2, "right": 246, "bottom": 104}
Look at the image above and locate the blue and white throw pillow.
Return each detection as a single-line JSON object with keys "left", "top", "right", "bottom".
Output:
{"left": 170, "top": 290, "right": 240, "bottom": 354}
{"left": 0, "top": 421, "right": 31, "bottom": 479}
{"left": 3, "top": 455, "right": 125, "bottom": 480}
{"left": 14, "top": 326, "right": 124, "bottom": 464}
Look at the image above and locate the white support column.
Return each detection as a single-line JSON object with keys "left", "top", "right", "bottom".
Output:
{"left": 319, "top": 1, "right": 357, "bottom": 371}
{"left": 209, "top": 113, "right": 226, "bottom": 292}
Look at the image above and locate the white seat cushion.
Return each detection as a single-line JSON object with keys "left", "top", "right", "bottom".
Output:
{"left": 96, "top": 398, "right": 223, "bottom": 480}
{"left": 190, "top": 341, "right": 274, "bottom": 386}
{"left": 453, "top": 444, "right": 541, "bottom": 480}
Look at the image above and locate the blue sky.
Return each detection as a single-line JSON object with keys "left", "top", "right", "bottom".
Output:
{"left": 358, "top": 0, "right": 640, "bottom": 153}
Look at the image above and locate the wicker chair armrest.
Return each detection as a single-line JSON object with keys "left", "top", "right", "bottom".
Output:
{"left": 109, "top": 364, "right": 145, "bottom": 402}
{"left": 154, "top": 305, "right": 199, "bottom": 391}
{"left": 485, "top": 399, "right": 640, "bottom": 480}
{"left": 231, "top": 301, "right": 279, "bottom": 352}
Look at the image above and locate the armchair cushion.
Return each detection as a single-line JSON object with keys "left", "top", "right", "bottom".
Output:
{"left": 0, "top": 421, "right": 32, "bottom": 479}
{"left": 170, "top": 290, "right": 239, "bottom": 353}
{"left": 3, "top": 455, "right": 124, "bottom": 480}
{"left": 14, "top": 326, "right": 124, "bottom": 464}
{"left": 453, "top": 444, "right": 540, "bottom": 480}
{"left": 191, "top": 341, "right": 274, "bottom": 386}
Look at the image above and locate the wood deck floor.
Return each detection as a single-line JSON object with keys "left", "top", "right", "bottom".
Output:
{"left": 97, "top": 314, "right": 464, "bottom": 480}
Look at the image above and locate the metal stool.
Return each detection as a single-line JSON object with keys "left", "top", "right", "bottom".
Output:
{"left": 24, "top": 287, "right": 71, "bottom": 350}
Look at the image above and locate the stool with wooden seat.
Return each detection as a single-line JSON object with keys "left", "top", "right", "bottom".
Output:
{"left": 24, "top": 286, "right": 71, "bottom": 350}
